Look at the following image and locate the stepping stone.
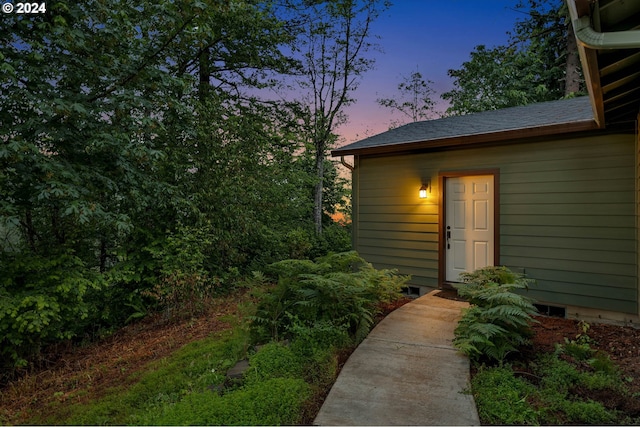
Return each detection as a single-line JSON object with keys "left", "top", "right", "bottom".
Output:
{"left": 226, "top": 359, "right": 250, "bottom": 380}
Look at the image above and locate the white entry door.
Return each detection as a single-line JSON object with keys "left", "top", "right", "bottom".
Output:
{"left": 445, "top": 175, "right": 495, "bottom": 282}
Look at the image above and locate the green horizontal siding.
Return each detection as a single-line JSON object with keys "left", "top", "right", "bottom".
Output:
{"left": 501, "top": 203, "right": 634, "bottom": 216}
{"left": 361, "top": 204, "right": 439, "bottom": 215}
{"left": 501, "top": 179, "right": 635, "bottom": 194}
{"left": 503, "top": 192, "right": 633, "bottom": 204}
{"left": 359, "top": 213, "right": 438, "bottom": 224}
{"left": 359, "top": 229, "right": 439, "bottom": 242}
{"left": 525, "top": 267, "right": 636, "bottom": 289}
{"left": 500, "top": 255, "right": 637, "bottom": 276}
{"left": 359, "top": 222, "right": 438, "bottom": 233}
{"left": 359, "top": 237, "right": 438, "bottom": 251}
{"left": 500, "top": 235, "right": 636, "bottom": 252}
{"left": 501, "top": 214, "right": 635, "bottom": 228}
{"left": 353, "top": 133, "right": 638, "bottom": 314}
{"left": 358, "top": 245, "right": 438, "bottom": 261}
{"left": 502, "top": 246, "right": 636, "bottom": 266}
{"left": 502, "top": 224, "right": 634, "bottom": 240}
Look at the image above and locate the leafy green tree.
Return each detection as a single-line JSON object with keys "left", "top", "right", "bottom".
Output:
{"left": 442, "top": 0, "right": 583, "bottom": 115}
{"left": 509, "top": 0, "right": 581, "bottom": 96}
{"left": 1, "top": 1, "right": 191, "bottom": 367}
{"left": 443, "top": 44, "right": 550, "bottom": 114}
{"left": 377, "top": 69, "right": 437, "bottom": 127}
{"left": 0, "top": 0, "right": 311, "bottom": 368}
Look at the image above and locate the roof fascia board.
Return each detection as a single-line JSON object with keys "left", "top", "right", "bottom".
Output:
{"left": 331, "top": 119, "right": 599, "bottom": 156}
{"left": 568, "top": 1, "right": 606, "bottom": 128}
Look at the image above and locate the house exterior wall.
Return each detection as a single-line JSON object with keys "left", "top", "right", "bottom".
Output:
{"left": 352, "top": 133, "right": 638, "bottom": 316}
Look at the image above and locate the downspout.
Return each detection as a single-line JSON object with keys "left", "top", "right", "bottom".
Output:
{"left": 573, "top": 15, "right": 640, "bottom": 49}
{"left": 637, "top": 111, "right": 640, "bottom": 318}
{"left": 340, "top": 156, "right": 354, "bottom": 171}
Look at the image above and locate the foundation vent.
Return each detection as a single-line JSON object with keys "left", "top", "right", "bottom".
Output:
{"left": 534, "top": 304, "right": 566, "bottom": 318}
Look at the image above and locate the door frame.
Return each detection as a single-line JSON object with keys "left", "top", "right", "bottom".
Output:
{"left": 438, "top": 170, "right": 501, "bottom": 288}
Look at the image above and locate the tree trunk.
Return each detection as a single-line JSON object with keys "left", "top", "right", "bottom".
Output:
{"left": 99, "top": 238, "right": 108, "bottom": 273}
{"left": 564, "top": 21, "right": 581, "bottom": 96}
{"left": 199, "top": 47, "right": 211, "bottom": 102}
{"left": 313, "top": 145, "right": 324, "bottom": 235}
{"left": 23, "top": 209, "right": 37, "bottom": 252}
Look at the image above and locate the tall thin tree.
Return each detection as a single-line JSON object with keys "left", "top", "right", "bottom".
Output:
{"left": 292, "top": 0, "right": 387, "bottom": 234}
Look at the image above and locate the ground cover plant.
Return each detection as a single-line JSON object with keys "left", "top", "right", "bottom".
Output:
{"left": 451, "top": 266, "right": 640, "bottom": 425}
{"left": 470, "top": 319, "right": 640, "bottom": 425}
{"left": 0, "top": 251, "right": 409, "bottom": 425}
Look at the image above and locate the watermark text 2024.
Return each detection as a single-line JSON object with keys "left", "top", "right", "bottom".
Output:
{"left": 2, "top": 2, "right": 47, "bottom": 14}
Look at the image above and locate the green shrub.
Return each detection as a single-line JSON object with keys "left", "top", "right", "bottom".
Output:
{"left": 306, "top": 224, "right": 352, "bottom": 259}
{"left": 0, "top": 252, "right": 103, "bottom": 371}
{"left": 284, "top": 228, "right": 314, "bottom": 259}
{"left": 251, "top": 251, "right": 408, "bottom": 344}
{"left": 453, "top": 266, "right": 537, "bottom": 363}
{"left": 459, "top": 265, "right": 522, "bottom": 290}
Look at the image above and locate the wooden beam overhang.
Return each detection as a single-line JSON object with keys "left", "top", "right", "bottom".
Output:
{"left": 569, "top": 1, "right": 606, "bottom": 128}
{"left": 331, "top": 119, "right": 600, "bottom": 157}
{"left": 568, "top": 0, "right": 640, "bottom": 128}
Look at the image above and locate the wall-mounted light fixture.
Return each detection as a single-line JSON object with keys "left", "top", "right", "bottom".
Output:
{"left": 419, "top": 180, "right": 430, "bottom": 199}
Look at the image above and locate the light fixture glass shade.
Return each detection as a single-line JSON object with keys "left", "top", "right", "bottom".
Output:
{"left": 419, "top": 185, "right": 428, "bottom": 199}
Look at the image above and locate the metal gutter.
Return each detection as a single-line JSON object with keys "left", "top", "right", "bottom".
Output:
{"left": 573, "top": 15, "right": 640, "bottom": 49}
{"left": 569, "top": 0, "right": 640, "bottom": 128}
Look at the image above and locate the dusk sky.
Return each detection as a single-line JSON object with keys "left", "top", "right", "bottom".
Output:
{"left": 337, "top": 1, "right": 526, "bottom": 146}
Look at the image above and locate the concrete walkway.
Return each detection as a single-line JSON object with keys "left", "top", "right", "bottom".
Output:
{"left": 313, "top": 290, "right": 480, "bottom": 426}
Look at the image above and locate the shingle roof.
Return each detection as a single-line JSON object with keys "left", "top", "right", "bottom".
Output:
{"left": 333, "top": 96, "right": 598, "bottom": 156}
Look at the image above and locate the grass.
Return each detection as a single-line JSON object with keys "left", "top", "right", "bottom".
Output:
{"left": 470, "top": 366, "right": 539, "bottom": 425}
{"left": 28, "top": 327, "right": 335, "bottom": 426}
{"left": 22, "top": 309, "right": 354, "bottom": 426}
{"left": 33, "top": 328, "right": 249, "bottom": 425}
{"left": 12, "top": 293, "right": 363, "bottom": 426}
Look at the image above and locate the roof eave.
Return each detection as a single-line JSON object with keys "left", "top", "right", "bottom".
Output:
{"left": 569, "top": 2, "right": 606, "bottom": 128}
{"left": 568, "top": 0, "right": 640, "bottom": 127}
{"left": 331, "top": 119, "right": 600, "bottom": 157}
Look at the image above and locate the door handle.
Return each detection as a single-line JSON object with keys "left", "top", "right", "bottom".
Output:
{"left": 446, "top": 226, "right": 451, "bottom": 249}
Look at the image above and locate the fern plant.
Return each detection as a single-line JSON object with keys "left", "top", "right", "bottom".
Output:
{"left": 453, "top": 266, "right": 538, "bottom": 363}
{"left": 251, "top": 251, "right": 409, "bottom": 344}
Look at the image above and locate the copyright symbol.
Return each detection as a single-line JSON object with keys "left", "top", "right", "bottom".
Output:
{"left": 2, "top": 2, "right": 14, "bottom": 13}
